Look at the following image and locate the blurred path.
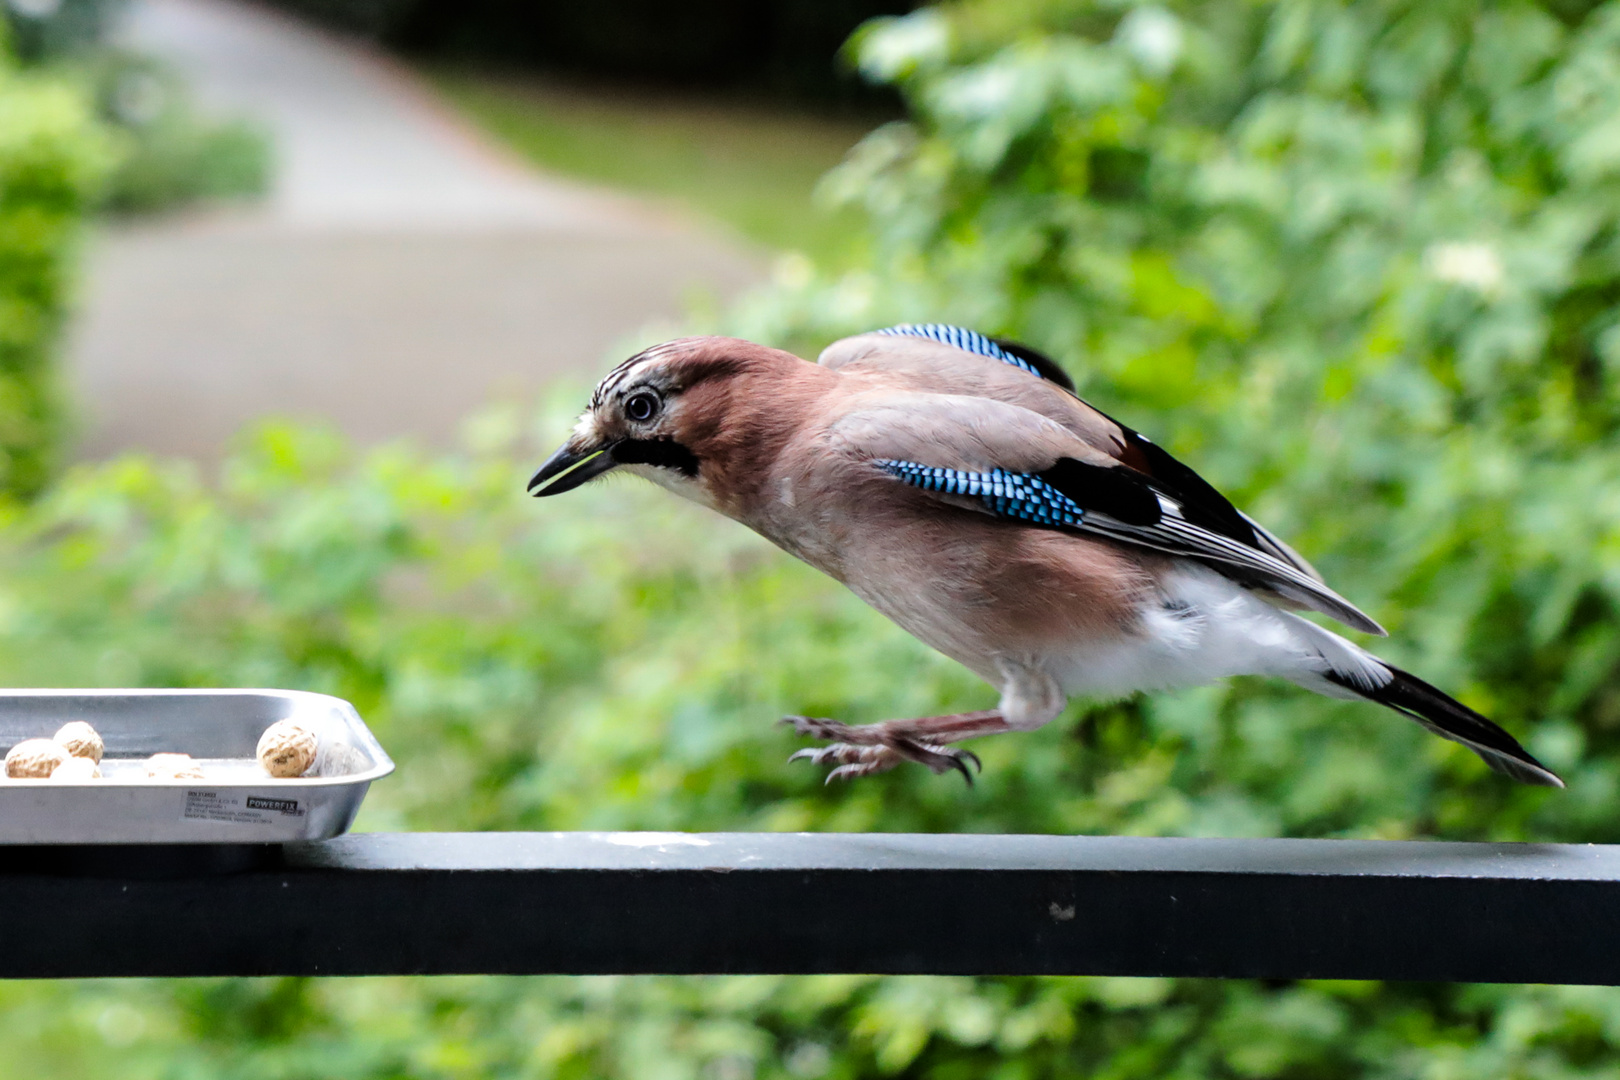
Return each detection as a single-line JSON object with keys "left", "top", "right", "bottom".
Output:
{"left": 67, "top": 0, "right": 762, "bottom": 460}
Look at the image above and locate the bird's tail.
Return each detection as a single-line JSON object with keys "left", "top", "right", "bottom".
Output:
{"left": 1320, "top": 663, "right": 1564, "bottom": 788}
{"left": 1273, "top": 611, "right": 1563, "bottom": 787}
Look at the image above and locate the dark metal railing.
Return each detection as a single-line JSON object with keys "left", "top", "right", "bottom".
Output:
{"left": 1, "top": 832, "right": 1614, "bottom": 983}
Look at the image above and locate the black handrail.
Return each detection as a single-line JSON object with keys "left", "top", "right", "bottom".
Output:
{"left": 1, "top": 832, "right": 1613, "bottom": 982}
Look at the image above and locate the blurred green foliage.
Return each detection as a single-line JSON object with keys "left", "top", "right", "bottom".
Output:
{"left": 5, "top": 0, "right": 272, "bottom": 215}
{"left": 87, "top": 53, "right": 271, "bottom": 215}
{"left": 8, "top": 0, "right": 1620, "bottom": 1076}
{"left": 0, "top": 8, "right": 268, "bottom": 497}
{"left": 0, "top": 46, "right": 112, "bottom": 499}
{"left": 2, "top": 0, "right": 126, "bottom": 64}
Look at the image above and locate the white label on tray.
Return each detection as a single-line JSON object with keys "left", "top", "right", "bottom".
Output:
{"left": 182, "top": 790, "right": 306, "bottom": 825}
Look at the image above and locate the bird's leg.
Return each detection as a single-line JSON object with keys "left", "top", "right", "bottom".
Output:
{"left": 783, "top": 710, "right": 1011, "bottom": 784}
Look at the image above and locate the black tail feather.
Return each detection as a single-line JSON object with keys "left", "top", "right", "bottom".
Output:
{"left": 1325, "top": 665, "right": 1564, "bottom": 788}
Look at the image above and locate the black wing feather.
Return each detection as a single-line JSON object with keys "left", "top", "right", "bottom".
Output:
{"left": 1038, "top": 458, "right": 1162, "bottom": 526}
{"left": 1122, "top": 432, "right": 1259, "bottom": 547}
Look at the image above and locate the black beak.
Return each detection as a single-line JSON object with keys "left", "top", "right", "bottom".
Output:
{"left": 527, "top": 440, "right": 619, "bottom": 496}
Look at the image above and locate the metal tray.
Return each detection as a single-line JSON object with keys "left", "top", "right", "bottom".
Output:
{"left": 0, "top": 689, "right": 393, "bottom": 844}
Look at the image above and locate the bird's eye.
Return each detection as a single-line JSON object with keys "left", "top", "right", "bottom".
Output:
{"left": 625, "top": 391, "right": 660, "bottom": 423}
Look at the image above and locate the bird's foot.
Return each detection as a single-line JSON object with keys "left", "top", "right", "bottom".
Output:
{"left": 783, "top": 711, "right": 1004, "bottom": 785}
{"left": 787, "top": 742, "right": 907, "bottom": 783}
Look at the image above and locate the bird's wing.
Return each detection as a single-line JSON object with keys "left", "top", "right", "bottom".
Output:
{"left": 822, "top": 323, "right": 1081, "bottom": 390}
{"left": 829, "top": 392, "right": 1384, "bottom": 635}
{"left": 820, "top": 326, "right": 1329, "bottom": 586}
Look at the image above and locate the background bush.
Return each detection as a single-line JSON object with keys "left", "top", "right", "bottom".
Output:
{"left": 9, "top": 0, "right": 1620, "bottom": 1076}
{"left": 89, "top": 52, "right": 270, "bottom": 215}
{"left": 5, "top": 0, "right": 272, "bottom": 215}
{"left": 0, "top": 6, "right": 267, "bottom": 501}
{"left": 2, "top": 0, "right": 125, "bottom": 64}
{"left": 0, "top": 47, "right": 111, "bottom": 499}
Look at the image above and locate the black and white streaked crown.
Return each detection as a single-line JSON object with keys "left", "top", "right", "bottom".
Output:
{"left": 876, "top": 324, "right": 1045, "bottom": 380}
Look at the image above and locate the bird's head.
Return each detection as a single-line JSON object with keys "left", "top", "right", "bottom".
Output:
{"left": 528, "top": 336, "right": 817, "bottom": 510}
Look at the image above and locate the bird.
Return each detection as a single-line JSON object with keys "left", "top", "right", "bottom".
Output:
{"left": 528, "top": 324, "right": 1563, "bottom": 788}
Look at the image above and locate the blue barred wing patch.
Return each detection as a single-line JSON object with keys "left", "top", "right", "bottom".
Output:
{"left": 875, "top": 324, "right": 1044, "bottom": 380}
{"left": 875, "top": 459, "right": 1084, "bottom": 528}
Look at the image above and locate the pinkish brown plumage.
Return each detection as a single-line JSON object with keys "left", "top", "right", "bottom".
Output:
{"left": 529, "top": 326, "right": 1562, "bottom": 787}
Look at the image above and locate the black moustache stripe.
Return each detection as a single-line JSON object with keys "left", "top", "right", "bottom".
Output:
{"left": 613, "top": 438, "right": 699, "bottom": 477}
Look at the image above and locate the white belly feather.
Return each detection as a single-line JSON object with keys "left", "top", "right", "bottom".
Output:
{"left": 1046, "top": 566, "right": 1388, "bottom": 703}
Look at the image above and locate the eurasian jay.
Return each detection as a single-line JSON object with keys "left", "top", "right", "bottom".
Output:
{"left": 529, "top": 325, "right": 1562, "bottom": 787}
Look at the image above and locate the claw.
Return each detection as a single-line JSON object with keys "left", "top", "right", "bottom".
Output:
{"left": 826, "top": 761, "right": 889, "bottom": 783}
{"left": 891, "top": 738, "right": 979, "bottom": 786}
{"left": 931, "top": 744, "right": 976, "bottom": 787}
{"left": 785, "top": 713, "right": 988, "bottom": 785}
{"left": 789, "top": 743, "right": 847, "bottom": 766}
{"left": 947, "top": 751, "right": 976, "bottom": 786}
